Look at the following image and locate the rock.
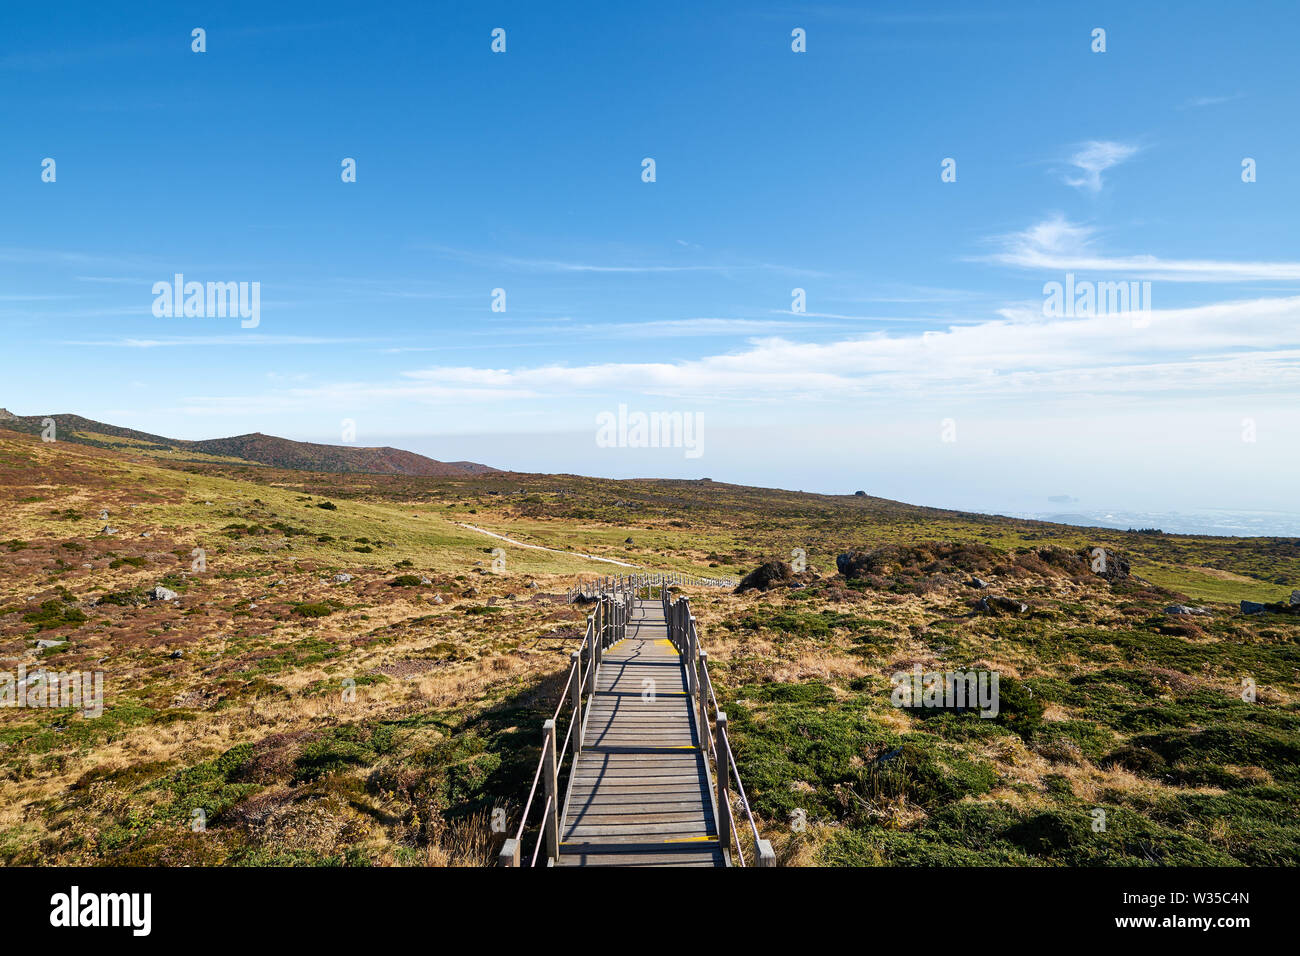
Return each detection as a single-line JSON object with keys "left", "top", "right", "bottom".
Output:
{"left": 1291, "top": 590, "right": 1300, "bottom": 606}
{"left": 432, "top": 594, "right": 444, "bottom": 604}
{"left": 1165, "top": 605, "right": 1211, "bottom": 616}
{"left": 736, "top": 561, "right": 796, "bottom": 593}
{"left": 527, "top": 580, "right": 539, "bottom": 589}
{"left": 1241, "top": 599, "right": 1300, "bottom": 616}
{"left": 80, "top": 563, "right": 92, "bottom": 569}
{"left": 101, "top": 526, "right": 118, "bottom": 535}
{"left": 272, "top": 579, "right": 285, "bottom": 587}
{"left": 854, "top": 490, "right": 866, "bottom": 497}
{"left": 1083, "top": 547, "right": 1131, "bottom": 582}
{"left": 248, "top": 604, "right": 257, "bottom": 610}
{"left": 169, "top": 650, "right": 184, "bottom": 659}
{"left": 487, "top": 596, "right": 498, "bottom": 606}
{"left": 151, "top": 586, "right": 179, "bottom": 602}
{"left": 462, "top": 587, "right": 479, "bottom": 598}
{"left": 966, "top": 578, "right": 989, "bottom": 589}
{"left": 420, "top": 576, "right": 432, "bottom": 585}
{"left": 333, "top": 573, "right": 353, "bottom": 583}
{"left": 974, "top": 596, "right": 1028, "bottom": 615}
{"left": 624, "top": 537, "right": 635, "bottom": 545}
{"left": 36, "top": 639, "right": 66, "bottom": 650}
{"left": 140, "top": 532, "right": 151, "bottom": 538}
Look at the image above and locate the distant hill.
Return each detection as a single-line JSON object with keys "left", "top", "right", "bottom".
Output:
{"left": 0, "top": 409, "right": 498, "bottom": 477}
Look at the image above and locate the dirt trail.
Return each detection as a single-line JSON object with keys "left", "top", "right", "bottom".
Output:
{"left": 455, "top": 522, "right": 640, "bottom": 568}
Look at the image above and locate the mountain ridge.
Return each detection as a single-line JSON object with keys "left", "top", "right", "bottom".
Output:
{"left": 0, "top": 408, "right": 499, "bottom": 477}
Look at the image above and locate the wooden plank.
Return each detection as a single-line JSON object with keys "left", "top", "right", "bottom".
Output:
{"left": 557, "top": 597, "right": 723, "bottom": 868}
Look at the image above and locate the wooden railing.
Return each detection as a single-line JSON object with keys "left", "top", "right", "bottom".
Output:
{"left": 566, "top": 571, "right": 738, "bottom": 604}
{"left": 500, "top": 581, "right": 633, "bottom": 866}
{"left": 503, "top": 572, "right": 771, "bottom": 867}
{"left": 664, "top": 589, "right": 775, "bottom": 867}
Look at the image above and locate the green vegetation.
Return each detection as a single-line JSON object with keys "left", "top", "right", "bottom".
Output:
{"left": 1, "top": 425, "right": 1296, "bottom": 867}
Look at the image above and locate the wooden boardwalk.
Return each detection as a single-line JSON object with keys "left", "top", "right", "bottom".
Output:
{"left": 557, "top": 598, "right": 723, "bottom": 866}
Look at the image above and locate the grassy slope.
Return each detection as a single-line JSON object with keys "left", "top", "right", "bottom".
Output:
{"left": 0, "top": 428, "right": 1296, "bottom": 866}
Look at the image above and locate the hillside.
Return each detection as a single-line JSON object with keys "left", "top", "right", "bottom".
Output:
{"left": 0, "top": 409, "right": 497, "bottom": 477}
{"left": 0, "top": 427, "right": 1297, "bottom": 867}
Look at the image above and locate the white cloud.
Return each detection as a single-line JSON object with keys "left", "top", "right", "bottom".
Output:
{"left": 180, "top": 295, "right": 1300, "bottom": 415}
{"left": 985, "top": 215, "right": 1300, "bottom": 281}
{"left": 1062, "top": 141, "right": 1140, "bottom": 192}
{"left": 1179, "top": 94, "right": 1243, "bottom": 109}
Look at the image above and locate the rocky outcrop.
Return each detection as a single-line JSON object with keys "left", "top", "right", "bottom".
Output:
{"left": 1083, "top": 547, "right": 1130, "bottom": 582}
{"left": 736, "top": 561, "right": 819, "bottom": 593}
{"left": 974, "top": 596, "right": 1028, "bottom": 615}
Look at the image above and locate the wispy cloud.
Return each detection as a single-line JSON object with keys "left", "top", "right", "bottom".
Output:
{"left": 57, "top": 335, "right": 377, "bottom": 348}
{"left": 984, "top": 215, "right": 1300, "bottom": 282}
{"left": 1179, "top": 93, "right": 1243, "bottom": 110}
{"left": 419, "top": 244, "right": 828, "bottom": 277}
{"left": 178, "top": 295, "right": 1300, "bottom": 415}
{"left": 1062, "top": 141, "right": 1140, "bottom": 193}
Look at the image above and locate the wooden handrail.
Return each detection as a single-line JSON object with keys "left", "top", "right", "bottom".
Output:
{"left": 502, "top": 580, "right": 633, "bottom": 866}
{"left": 503, "top": 573, "right": 770, "bottom": 867}
{"left": 663, "top": 589, "right": 775, "bottom": 868}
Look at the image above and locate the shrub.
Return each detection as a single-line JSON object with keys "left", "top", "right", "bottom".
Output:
{"left": 23, "top": 600, "right": 87, "bottom": 631}
{"left": 293, "top": 603, "right": 334, "bottom": 618}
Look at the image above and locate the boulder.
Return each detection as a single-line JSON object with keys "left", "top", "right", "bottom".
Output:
{"left": 333, "top": 573, "right": 353, "bottom": 583}
{"left": 736, "top": 561, "right": 796, "bottom": 593}
{"left": 1291, "top": 589, "right": 1300, "bottom": 606}
{"left": 974, "top": 596, "right": 1028, "bottom": 615}
{"left": 966, "top": 578, "right": 990, "bottom": 589}
{"left": 624, "top": 537, "right": 635, "bottom": 545}
{"left": 432, "top": 594, "right": 445, "bottom": 604}
{"left": 1084, "top": 547, "right": 1130, "bottom": 582}
{"left": 1241, "top": 600, "right": 1266, "bottom": 615}
{"left": 101, "top": 525, "right": 119, "bottom": 535}
{"left": 1165, "top": 605, "right": 1212, "bottom": 616}
{"left": 150, "top": 586, "right": 178, "bottom": 602}
{"left": 36, "top": 638, "right": 66, "bottom": 650}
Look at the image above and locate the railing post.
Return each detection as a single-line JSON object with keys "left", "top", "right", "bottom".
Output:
{"left": 542, "top": 719, "right": 560, "bottom": 863}
{"left": 716, "top": 711, "right": 732, "bottom": 863}
{"left": 756, "top": 839, "right": 776, "bottom": 867}
{"left": 688, "top": 616, "right": 698, "bottom": 689}
{"left": 498, "top": 837, "right": 520, "bottom": 867}
{"left": 698, "top": 650, "right": 710, "bottom": 754}
{"left": 571, "top": 650, "right": 583, "bottom": 752}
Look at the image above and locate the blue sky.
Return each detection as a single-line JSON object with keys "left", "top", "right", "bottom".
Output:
{"left": 3, "top": 1, "right": 1298, "bottom": 529}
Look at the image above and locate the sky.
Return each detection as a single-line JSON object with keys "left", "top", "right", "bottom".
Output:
{"left": 3, "top": 1, "right": 1298, "bottom": 532}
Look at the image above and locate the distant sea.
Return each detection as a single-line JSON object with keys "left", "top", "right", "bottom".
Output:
{"left": 1015, "top": 509, "right": 1300, "bottom": 538}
